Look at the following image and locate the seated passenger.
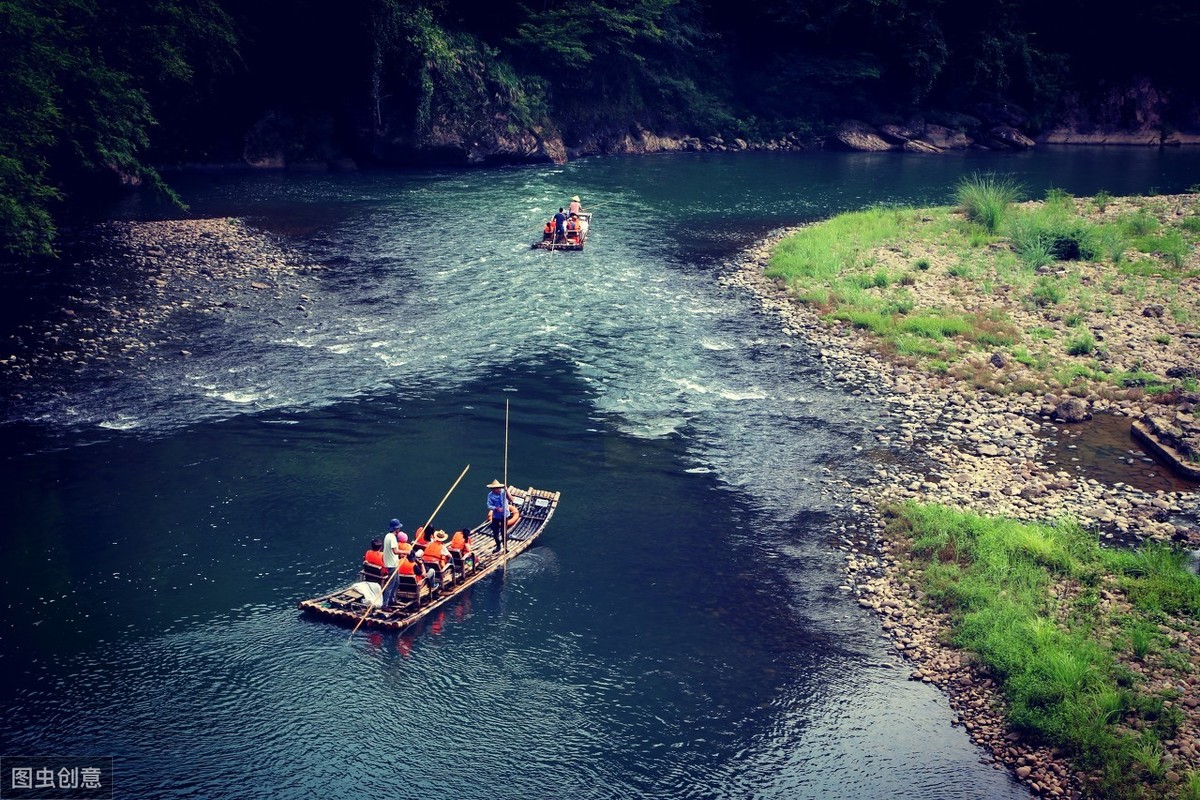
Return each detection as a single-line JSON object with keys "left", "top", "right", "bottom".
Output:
{"left": 565, "top": 215, "right": 579, "bottom": 241}
{"left": 364, "top": 538, "right": 385, "bottom": 570}
{"left": 363, "top": 538, "right": 386, "bottom": 582}
{"left": 423, "top": 530, "right": 453, "bottom": 584}
{"left": 543, "top": 220, "right": 554, "bottom": 241}
{"left": 399, "top": 547, "right": 436, "bottom": 593}
{"left": 414, "top": 526, "right": 431, "bottom": 548}
{"left": 396, "top": 531, "right": 412, "bottom": 558}
{"left": 448, "top": 528, "right": 477, "bottom": 575}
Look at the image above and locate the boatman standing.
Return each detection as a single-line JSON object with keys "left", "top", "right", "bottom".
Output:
{"left": 568, "top": 195, "right": 582, "bottom": 215}
{"left": 486, "top": 479, "right": 508, "bottom": 553}
{"left": 553, "top": 208, "right": 567, "bottom": 243}
{"left": 381, "top": 519, "right": 404, "bottom": 608}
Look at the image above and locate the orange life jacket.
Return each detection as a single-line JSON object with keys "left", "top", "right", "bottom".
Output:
{"left": 397, "top": 541, "right": 412, "bottom": 557}
{"left": 414, "top": 527, "right": 430, "bottom": 547}
{"left": 544, "top": 221, "right": 553, "bottom": 234}
{"left": 424, "top": 540, "right": 448, "bottom": 566}
{"left": 398, "top": 559, "right": 421, "bottom": 577}
{"left": 364, "top": 550, "right": 384, "bottom": 568}
{"left": 449, "top": 532, "right": 470, "bottom": 554}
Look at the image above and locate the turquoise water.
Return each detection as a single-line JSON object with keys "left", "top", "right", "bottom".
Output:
{"left": 5, "top": 148, "right": 1200, "bottom": 798}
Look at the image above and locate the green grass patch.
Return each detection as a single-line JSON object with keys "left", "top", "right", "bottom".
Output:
{"left": 769, "top": 206, "right": 910, "bottom": 284}
{"left": 889, "top": 503, "right": 1200, "bottom": 797}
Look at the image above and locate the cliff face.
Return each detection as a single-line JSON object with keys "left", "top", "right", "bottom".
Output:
{"left": 231, "top": 73, "right": 1200, "bottom": 171}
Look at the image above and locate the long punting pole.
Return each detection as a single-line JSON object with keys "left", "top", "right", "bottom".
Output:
{"left": 502, "top": 399, "right": 510, "bottom": 559}
{"left": 349, "top": 463, "right": 470, "bottom": 641}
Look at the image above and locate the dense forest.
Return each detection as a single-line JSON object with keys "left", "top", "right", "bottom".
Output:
{"left": 3, "top": 0, "right": 1200, "bottom": 257}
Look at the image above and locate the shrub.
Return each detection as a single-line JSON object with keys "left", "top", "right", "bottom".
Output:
{"left": 1031, "top": 277, "right": 1065, "bottom": 306}
{"left": 1094, "top": 225, "right": 1126, "bottom": 264}
{"left": 1128, "top": 621, "right": 1157, "bottom": 659}
{"left": 1092, "top": 190, "right": 1112, "bottom": 212}
{"left": 1182, "top": 770, "right": 1200, "bottom": 800}
{"left": 947, "top": 263, "right": 974, "bottom": 279}
{"left": 1066, "top": 333, "right": 1095, "bottom": 355}
{"left": 1045, "top": 187, "right": 1074, "bottom": 209}
{"left": 1122, "top": 210, "right": 1159, "bottom": 237}
{"left": 914, "top": 258, "right": 931, "bottom": 270}
{"left": 1006, "top": 209, "right": 1098, "bottom": 266}
{"left": 956, "top": 172, "right": 1024, "bottom": 233}
{"left": 1158, "top": 230, "right": 1190, "bottom": 269}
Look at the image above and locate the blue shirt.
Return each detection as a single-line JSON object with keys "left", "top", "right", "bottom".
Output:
{"left": 487, "top": 489, "right": 509, "bottom": 519}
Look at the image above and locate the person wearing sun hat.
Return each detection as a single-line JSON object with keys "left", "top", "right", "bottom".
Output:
{"left": 568, "top": 195, "right": 582, "bottom": 215}
{"left": 422, "top": 529, "right": 453, "bottom": 587}
{"left": 486, "top": 479, "right": 509, "bottom": 552}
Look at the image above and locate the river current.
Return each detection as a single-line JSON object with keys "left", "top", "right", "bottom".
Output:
{"left": 4, "top": 148, "right": 1200, "bottom": 799}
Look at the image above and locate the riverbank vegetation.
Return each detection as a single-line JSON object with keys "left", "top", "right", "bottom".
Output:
{"left": 887, "top": 502, "right": 1200, "bottom": 798}
{"left": 766, "top": 183, "right": 1200, "bottom": 399}
{"left": 5, "top": 0, "right": 1200, "bottom": 258}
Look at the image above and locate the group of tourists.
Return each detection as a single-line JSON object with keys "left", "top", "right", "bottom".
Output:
{"left": 361, "top": 478, "right": 521, "bottom": 609}
{"left": 541, "top": 195, "right": 588, "bottom": 244}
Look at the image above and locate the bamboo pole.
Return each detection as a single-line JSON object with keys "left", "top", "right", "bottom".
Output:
{"left": 349, "top": 464, "right": 470, "bottom": 641}
{"left": 502, "top": 399, "right": 510, "bottom": 560}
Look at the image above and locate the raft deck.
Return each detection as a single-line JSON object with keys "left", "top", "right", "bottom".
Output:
{"left": 298, "top": 486, "right": 560, "bottom": 632}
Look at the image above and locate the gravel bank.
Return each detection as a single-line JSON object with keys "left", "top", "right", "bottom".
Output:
{"left": 723, "top": 222, "right": 1200, "bottom": 798}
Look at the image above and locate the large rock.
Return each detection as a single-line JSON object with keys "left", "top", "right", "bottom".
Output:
{"left": 1052, "top": 397, "right": 1092, "bottom": 423}
{"left": 915, "top": 124, "right": 973, "bottom": 150}
{"left": 877, "top": 123, "right": 919, "bottom": 144}
{"left": 1039, "top": 129, "right": 1163, "bottom": 146}
{"left": 832, "top": 120, "right": 894, "bottom": 152}
{"left": 1132, "top": 414, "right": 1200, "bottom": 479}
{"left": 983, "top": 126, "right": 1035, "bottom": 150}
{"left": 903, "top": 139, "right": 942, "bottom": 154}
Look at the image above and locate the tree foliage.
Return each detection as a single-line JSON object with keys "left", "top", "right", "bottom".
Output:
{"left": 0, "top": 0, "right": 236, "bottom": 258}
{"left": 2, "top": 0, "right": 1199, "bottom": 258}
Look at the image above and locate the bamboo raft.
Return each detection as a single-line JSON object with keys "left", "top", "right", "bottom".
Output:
{"left": 532, "top": 212, "right": 591, "bottom": 251}
{"left": 298, "top": 486, "right": 561, "bottom": 632}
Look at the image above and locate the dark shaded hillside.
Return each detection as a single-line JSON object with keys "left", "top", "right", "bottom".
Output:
{"left": 4, "top": 0, "right": 1200, "bottom": 257}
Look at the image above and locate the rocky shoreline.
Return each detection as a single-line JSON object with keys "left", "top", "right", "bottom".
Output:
{"left": 1, "top": 218, "right": 323, "bottom": 393}
{"left": 722, "top": 226, "right": 1200, "bottom": 797}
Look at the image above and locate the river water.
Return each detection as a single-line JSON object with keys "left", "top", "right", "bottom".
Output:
{"left": 4, "top": 148, "right": 1200, "bottom": 799}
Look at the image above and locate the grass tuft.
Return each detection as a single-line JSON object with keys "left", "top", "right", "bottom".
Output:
{"left": 956, "top": 172, "right": 1024, "bottom": 233}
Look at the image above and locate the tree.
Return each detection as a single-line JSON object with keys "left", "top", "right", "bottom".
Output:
{"left": 0, "top": 0, "right": 236, "bottom": 259}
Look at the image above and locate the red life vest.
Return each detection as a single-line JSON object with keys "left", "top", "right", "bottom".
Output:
{"left": 450, "top": 532, "right": 470, "bottom": 554}
{"left": 398, "top": 559, "right": 420, "bottom": 577}
{"left": 364, "top": 550, "right": 384, "bottom": 568}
